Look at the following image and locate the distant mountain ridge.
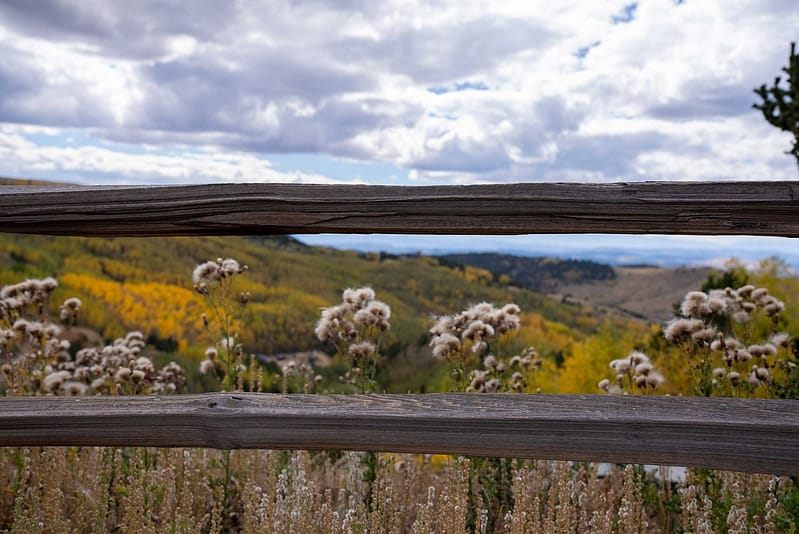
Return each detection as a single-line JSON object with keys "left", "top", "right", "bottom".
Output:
{"left": 440, "top": 253, "right": 616, "bottom": 292}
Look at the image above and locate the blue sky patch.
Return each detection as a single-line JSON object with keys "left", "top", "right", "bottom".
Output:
{"left": 612, "top": 3, "right": 638, "bottom": 24}
{"left": 427, "top": 81, "right": 490, "bottom": 95}
{"left": 427, "top": 112, "right": 458, "bottom": 121}
{"left": 576, "top": 41, "right": 601, "bottom": 58}
{"left": 22, "top": 129, "right": 161, "bottom": 156}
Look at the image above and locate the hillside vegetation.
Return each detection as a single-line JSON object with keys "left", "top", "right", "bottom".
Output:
{"left": 3, "top": 232, "right": 795, "bottom": 397}
{"left": 0, "top": 177, "right": 65, "bottom": 186}
{"left": 0, "top": 234, "right": 648, "bottom": 392}
{"left": 440, "top": 253, "right": 616, "bottom": 292}
{"left": 552, "top": 265, "right": 712, "bottom": 322}
{"left": 439, "top": 253, "right": 714, "bottom": 322}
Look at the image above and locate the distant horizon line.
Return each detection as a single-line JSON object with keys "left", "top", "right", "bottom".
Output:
{"left": 292, "top": 234, "right": 797, "bottom": 272}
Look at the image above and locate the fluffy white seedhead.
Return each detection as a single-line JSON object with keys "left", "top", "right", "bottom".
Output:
{"left": 663, "top": 318, "right": 705, "bottom": 342}
{"left": 193, "top": 261, "right": 222, "bottom": 285}
{"left": 347, "top": 341, "right": 376, "bottom": 359}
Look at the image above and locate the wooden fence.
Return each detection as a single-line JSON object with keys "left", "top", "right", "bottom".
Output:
{"left": 1, "top": 181, "right": 798, "bottom": 475}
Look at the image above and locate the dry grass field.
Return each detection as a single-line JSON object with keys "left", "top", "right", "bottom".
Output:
{"left": 551, "top": 266, "right": 711, "bottom": 322}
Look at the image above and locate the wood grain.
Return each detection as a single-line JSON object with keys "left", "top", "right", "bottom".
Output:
{"left": 0, "top": 392, "right": 797, "bottom": 475}
{"left": 1, "top": 182, "right": 798, "bottom": 237}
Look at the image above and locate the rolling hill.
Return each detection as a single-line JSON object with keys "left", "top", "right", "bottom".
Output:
{"left": 439, "top": 253, "right": 616, "bottom": 292}
{"left": 439, "top": 253, "right": 710, "bottom": 322}
{"left": 0, "top": 233, "right": 651, "bottom": 392}
{"left": 550, "top": 265, "right": 711, "bottom": 322}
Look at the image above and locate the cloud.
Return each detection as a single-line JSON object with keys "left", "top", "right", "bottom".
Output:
{"left": 0, "top": 0, "right": 237, "bottom": 59}
{"left": 331, "top": 16, "right": 555, "bottom": 84}
{"left": 0, "top": 0, "right": 797, "bottom": 184}
{"left": 0, "top": 125, "right": 344, "bottom": 184}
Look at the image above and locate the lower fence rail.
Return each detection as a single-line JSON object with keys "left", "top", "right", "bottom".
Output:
{"left": 0, "top": 393, "right": 796, "bottom": 475}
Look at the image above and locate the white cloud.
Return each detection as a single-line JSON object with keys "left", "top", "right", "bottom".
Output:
{"left": 0, "top": 125, "right": 344, "bottom": 184}
{"left": 0, "top": 0, "right": 797, "bottom": 184}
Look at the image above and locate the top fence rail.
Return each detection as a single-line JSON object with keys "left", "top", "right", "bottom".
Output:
{"left": 1, "top": 181, "right": 798, "bottom": 237}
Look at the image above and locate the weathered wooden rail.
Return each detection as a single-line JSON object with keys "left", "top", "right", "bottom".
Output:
{"left": 1, "top": 181, "right": 799, "bottom": 475}
{"left": 0, "top": 393, "right": 797, "bottom": 475}
{"left": 1, "top": 181, "right": 798, "bottom": 236}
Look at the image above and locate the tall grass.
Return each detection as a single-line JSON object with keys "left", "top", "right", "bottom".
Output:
{"left": 0, "top": 447, "right": 793, "bottom": 533}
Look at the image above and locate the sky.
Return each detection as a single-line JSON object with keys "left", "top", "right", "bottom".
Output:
{"left": 0, "top": 0, "right": 798, "bottom": 265}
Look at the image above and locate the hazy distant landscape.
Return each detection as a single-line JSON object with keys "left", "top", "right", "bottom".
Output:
{"left": 296, "top": 233, "right": 799, "bottom": 271}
